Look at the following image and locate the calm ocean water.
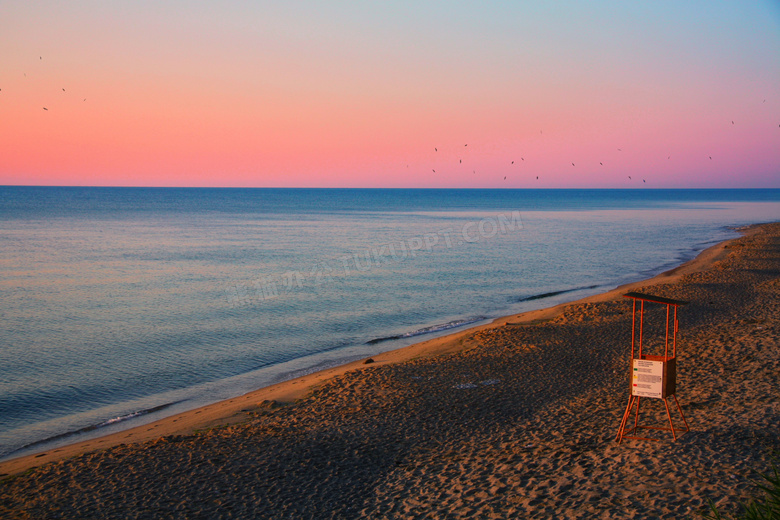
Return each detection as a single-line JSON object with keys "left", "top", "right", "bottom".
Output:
{"left": 1, "top": 187, "right": 779, "bottom": 459}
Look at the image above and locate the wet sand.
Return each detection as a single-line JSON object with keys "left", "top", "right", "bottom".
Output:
{"left": 1, "top": 222, "right": 778, "bottom": 519}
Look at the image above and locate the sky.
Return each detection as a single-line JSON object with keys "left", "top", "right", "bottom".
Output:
{"left": 1, "top": 1, "right": 779, "bottom": 188}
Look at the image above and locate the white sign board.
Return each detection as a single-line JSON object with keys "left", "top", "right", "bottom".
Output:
{"left": 632, "top": 359, "right": 664, "bottom": 398}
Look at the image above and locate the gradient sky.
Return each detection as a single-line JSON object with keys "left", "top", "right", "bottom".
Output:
{"left": 1, "top": 1, "right": 779, "bottom": 188}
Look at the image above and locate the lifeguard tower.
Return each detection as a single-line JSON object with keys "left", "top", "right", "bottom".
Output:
{"left": 616, "top": 292, "right": 690, "bottom": 443}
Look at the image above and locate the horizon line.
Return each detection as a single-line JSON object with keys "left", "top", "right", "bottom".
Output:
{"left": 2, "top": 185, "right": 779, "bottom": 191}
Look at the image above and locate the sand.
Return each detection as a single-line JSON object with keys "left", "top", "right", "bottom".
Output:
{"left": 1, "top": 222, "right": 778, "bottom": 519}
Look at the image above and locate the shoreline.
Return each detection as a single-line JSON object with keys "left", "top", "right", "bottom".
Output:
{"left": 0, "top": 222, "right": 757, "bottom": 478}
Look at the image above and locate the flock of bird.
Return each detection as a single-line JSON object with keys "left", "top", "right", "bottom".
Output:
{"left": 5, "top": 55, "right": 777, "bottom": 186}
{"left": 424, "top": 107, "right": 777, "bottom": 185}
{"left": 2, "top": 56, "right": 88, "bottom": 111}
{"left": 428, "top": 142, "right": 663, "bottom": 184}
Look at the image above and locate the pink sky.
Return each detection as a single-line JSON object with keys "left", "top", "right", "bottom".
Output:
{"left": 1, "top": 2, "right": 779, "bottom": 188}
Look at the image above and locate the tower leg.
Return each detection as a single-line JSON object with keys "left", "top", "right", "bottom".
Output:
{"left": 673, "top": 395, "right": 690, "bottom": 433}
{"left": 633, "top": 396, "right": 641, "bottom": 432}
{"left": 616, "top": 396, "right": 635, "bottom": 443}
{"left": 663, "top": 397, "right": 677, "bottom": 441}
{"left": 616, "top": 394, "right": 689, "bottom": 442}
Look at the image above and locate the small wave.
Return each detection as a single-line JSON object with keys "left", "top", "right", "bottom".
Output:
{"left": 95, "top": 410, "right": 145, "bottom": 428}
{"left": 365, "top": 317, "right": 487, "bottom": 345}
{"left": 10, "top": 401, "right": 182, "bottom": 456}
{"left": 516, "top": 285, "right": 601, "bottom": 303}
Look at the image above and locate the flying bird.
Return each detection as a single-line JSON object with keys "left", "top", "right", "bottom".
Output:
{"left": 459, "top": 159, "right": 461, "bottom": 163}
{"left": 42, "top": 107, "right": 47, "bottom": 110}
{"left": 628, "top": 176, "right": 631, "bottom": 179}
{"left": 435, "top": 148, "right": 437, "bottom": 152}
{"left": 511, "top": 161, "right": 514, "bottom": 164}
{"left": 572, "top": 162, "right": 575, "bottom": 166}
{"left": 599, "top": 162, "right": 603, "bottom": 165}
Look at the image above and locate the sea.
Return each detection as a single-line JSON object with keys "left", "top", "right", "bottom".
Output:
{"left": 1, "top": 187, "right": 779, "bottom": 460}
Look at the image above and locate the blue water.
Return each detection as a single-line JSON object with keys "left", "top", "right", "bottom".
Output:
{"left": 1, "top": 187, "right": 779, "bottom": 459}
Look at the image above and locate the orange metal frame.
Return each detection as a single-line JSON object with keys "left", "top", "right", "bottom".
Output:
{"left": 616, "top": 292, "right": 691, "bottom": 443}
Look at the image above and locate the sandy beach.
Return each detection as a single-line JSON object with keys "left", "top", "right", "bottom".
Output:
{"left": 1, "top": 221, "right": 778, "bottom": 519}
